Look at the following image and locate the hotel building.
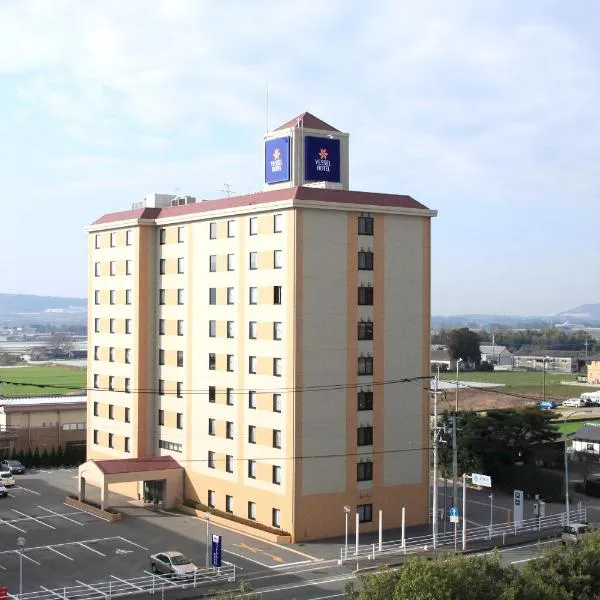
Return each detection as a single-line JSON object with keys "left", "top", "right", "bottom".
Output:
{"left": 85, "top": 112, "right": 436, "bottom": 541}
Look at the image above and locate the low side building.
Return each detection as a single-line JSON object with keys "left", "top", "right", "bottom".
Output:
{"left": 586, "top": 355, "right": 600, "bottom": 384}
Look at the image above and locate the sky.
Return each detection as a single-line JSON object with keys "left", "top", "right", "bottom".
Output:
{"left": 1, "top": 0, "right": 599, "bottom": 316}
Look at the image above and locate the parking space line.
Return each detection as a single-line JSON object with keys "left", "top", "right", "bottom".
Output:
{"left": 48, "top": 547, "right": 74, "bottom": 561}
{"left": 11, "top": 509, "right": 56, "bottom": 529}
{"left": 78, "top": 542, "right": 106, "bottom": 557}
{"left": 14, "top": 485, "right": 41, "bottom": 495}
{"left": 0, "top": 517, "right": 26, "bottom": 533}
{"left": 118, "top": 536, "right": 149, "bottom": 551}
{"left": 270, "top": 559, "right": 314, "bottom": 569}
{"left": 66, "top": 503, "right": 112, "bottom": 522}
{"left": 38, "top": 506, "right": 84, "bottom": 525}
{"left": 18, "top": 552, "right": 41, "bottom": 566}
{"left": 224, "top": 549, "right": 271, "bottom": 568}
{"left": 0, "top": 564, "right": 6, "bottom": 571}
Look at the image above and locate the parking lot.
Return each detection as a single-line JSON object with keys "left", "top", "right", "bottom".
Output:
{"left": 0, "top": 469, "right": 318, "bottom": 596}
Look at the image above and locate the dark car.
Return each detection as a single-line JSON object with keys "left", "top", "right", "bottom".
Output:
{"left": 0, "top": 459, "right": 26, "bottom": 475}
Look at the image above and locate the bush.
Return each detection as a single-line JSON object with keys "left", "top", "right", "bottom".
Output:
{"left": 494, "top": 463, "right": 565, "bottom": 502}
{"left": 479, "top": 361, "right": 494, "bottom": 372}
{"left": 584, "top": 476, "right": 600, "bottom": 497}
{"left": 183, "top": 498, "right": 291, "bottom": 537}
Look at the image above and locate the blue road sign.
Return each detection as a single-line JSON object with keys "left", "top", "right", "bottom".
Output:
{"left": 449, "top": 507, "right": 459, "bottom": 518}
{"left": 211, "top": 534, "right": 222, "bottom": 568}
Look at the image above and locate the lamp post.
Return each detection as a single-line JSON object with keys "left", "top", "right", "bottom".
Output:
{"left": 343, "top": 506, "right": 351, "bottom": 561}
{"left": 563, "top": 409, "right": 592, "bottom": 524}
{"left": 542, "top": 356, "right": 551, "bottom": 403}
{"left": 452, "top": 358, "right": 463, "bottom": 512}
{"left": 17, "top": 536, "right": 25, "bottom": 599}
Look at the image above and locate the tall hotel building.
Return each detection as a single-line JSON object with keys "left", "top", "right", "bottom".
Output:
{"left": 86, "top": 113, "right": 436, "bottom": 541}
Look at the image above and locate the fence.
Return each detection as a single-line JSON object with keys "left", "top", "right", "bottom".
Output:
{"left": 340, "top": 508, "right": 587, "bottom": 563}
{"left": 8, "top": 562, "right": 236, "bottom": 600}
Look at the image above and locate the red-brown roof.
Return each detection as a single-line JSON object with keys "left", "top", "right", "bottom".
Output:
{"left": 93, "top": 186, "right": 430, "bottom": 226}
{"left": 94, "top": 455, "right": 180, "bottom": 475}
{"left": 275, "top": 112, "right": 340, "bottom": 132}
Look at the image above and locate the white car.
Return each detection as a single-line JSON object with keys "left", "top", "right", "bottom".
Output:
{"left": 562, "top": 398, "right": 584, "bottom": 408}
{"left": 150, "top": 551, "right": 198, "bottom": 577}
{"left": 0, "top": 471, "right": 15, "bottom": 487}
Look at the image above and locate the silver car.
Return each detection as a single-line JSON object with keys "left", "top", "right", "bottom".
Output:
{"left": 150, "top": 551, "right": 198, "bottom": 577}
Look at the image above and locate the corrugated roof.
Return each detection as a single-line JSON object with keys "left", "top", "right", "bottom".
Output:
{"left": 94, "top": 455, "right": 181, "bottom": 475}
{"left": 572, "top": 424, "right": 600, "bottom": 443}
{"left": 274, "top": 112, "right": 340, "bottom": 132}
{"left": 480, "top": 345, "right": 510, "bottom": 355}
{"left": 515, "top": 346, "right": 584, "bottom": 359}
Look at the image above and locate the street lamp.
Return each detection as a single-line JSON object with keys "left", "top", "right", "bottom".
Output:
{"left": 452, "top": 358, "right": 463, "bottom": 512}
{"left": 564, "top": 409, "right": 592, "bottom": 524}
{"left": 542, "top": 356, "right": 551, "bottom": 403}
{"left": 17, "top": 536, "right": 25, "bottom": 599}
{"left": 343, "top": 506, "right": 351, "bottom": 561}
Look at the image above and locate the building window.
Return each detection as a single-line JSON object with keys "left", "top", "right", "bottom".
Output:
{"left": 125, "top": 229, "right": 132, "bottom": 246}
{"left": 227, "top": 287, "right": 235, "bottom": 305}
{"left": 273, "top": 429, "right": 282, "bottom": 449}
{"left": 176, "top": 413, "right": 183, "bottom": 430}
{"left": 358, "top": 390, "right": 373, "bottom": 410}
{"left": 126, "top": 260, "right": 132, "bottom": 275}
{"left": 358, "top": 286, "right": 374, "bottom": 306}
{"left": 177, "top": 351, "right": 184, "bottom": 367}
{"left": 272, "top": 508, "right": 281, "bottom": 528}
{"left": 358, "top": 216, "right": 374, "bottom": 236}
{"left": 158, "top": 379, "right": 165, "bottom": 395}
{"left": 248, "top": 460, "right": 256, "bottom": 478}
{"left": 95, "top": 234, "right": 100, "bottom": 249}
{"left": 94, "top": 290, "right": 100, "bottom": 305}
{"left": 226, "top": 388, "right": 234, "bottom": 406}
{"left": 226, "top": 354, "right": 234, "bottom": 372}
{"left": 158, "top": 410, "right": 165, "bottom": 426}
{"left": 93, "top": 374, "right": 99, "bottom": 389}
{"left": 94, "top": 318, "right": 100, "bottom": 333}
{"left": 272, "top": 465, "right": 281, "bottom": 485}
{"left": 358, "top": 320, "right": 373, "bottom": 340}
{"left": 225, "top": 495, "right": 233, "bottom": 513}
{"left": 273, "top": 393, "right": 282, "bottom": 413}
{"left": 249, "top": 216, "right": 258, "bottom": 235}
{"left": 94, "top": 262, "right": 100, "bottom": 277}
{"left": 124, "top": 437, "right": 130, "bottom": 453}
{"left": 357, "top": 503, "right": 373, "bottom": 522}
{"left": 178, "top": 257, "right": 184, "bottom": 274}
{"left": 209, "top": 320, "right": 216, "bottom": 337}
{"left": 108, "top": 376, "right": 114, "bottom": 391}
{"left": 159, "top": 289, "right": 166, "bottom": 305}
{"left": 248, "top": 501, "right": 256, "bottom": 520}
{"left": 124, "top": 378, "right": 131, "bottom": 393}
{"left": 273, "top": 250, "right": 283, "bottom": 269}
{"left": 226, "top": 455, "right": 233, "bottom": 473}
{"left": 125, "top": 348, "right": 131, "bottom": 364}
{"left": 357, "top": 426, "right": 373, "bottom": 446}
{"left": 273, "top": 322, "right": 282, "bottom": 340}
{"left": 176, "top": 381, "right": 183, "bottom": 399}
{"left": 93, "top": 401, "right": 98, "bottom": 416}
{"left": 93, "top": 430, "right": 98, "bottom": 444}
{"left": 177, "top": 289, "right": 184, "bottom": 305}
{"left": 109, "top": 290, "right": 115, "bottom": 305}
{"left": 125, "top": 319, "right": 132, "bottom": 334}
{"left": 227, "top": 254, "right": 235, "bottom": 271}
{"left": 159, "top": 228, "right": 166, "bottom": 245}
{"left": 109, "top": 319, "right": 115, "bottom": 333}
{"left": 274, "top": 286, "right": 282, "bottom": 305}
{"left": 108, "top": 433, "right": 114, "bottom": 448}
{"left": 227, "top": 220, "right": 235, "bottom": 238}
{"left": 358, "top": 356, "right": 374, "bottom": 375}
{"left": 209, "top": 353, "right": 216, "bottom": 370}
{"left": 159, "top": 319, "right": 165, "bottom": 335}
{"left": 110, "top": 232, "right": 116, "bottom": 247}
{"left": 209, "top": 288, "right": 217, "bottom": 305}
{"left": 274, "top": 213, "right": 283, "bottom": 233}
{"left": 125, "top": 407, "right": 130, "bottom": 423}
{"left": 358, "top": 251, "right": 374, "bottom": 270}
{"left": 110, "top": 261, "right": 115, "bottom": 276}
{"left": 248, "top": 390, "right": 256, "bottom": 409}
{"left": 159, "top": 440, "right": 182, "bottom": 452}
{"left": 125, "top": 289, "right": 132, "bottom": 305}
{"left": 159, "top": 349, "right": 165, "bottom": 365}
{"left": 249, "top": 252, "right": 257, "bottom": 270}
{"left": 357, "top": 461, "right": 373, "bottom": 482}
{"left": 209, "top": 386, "right": 216, "bottom": 403}
{"left": 177, "top": 226, "right": 184, "bottom": 243}
{"left": 177, "top": 320, "right": 184, "bottom": 336}
{"left": 249, "top": 356, "right": 256, "bottom": 374}
{"left": 273, "top": 358, "right": 282, "bottom": 377}
{"left": 227, "top": 321, "right": 234, "bottom": 338}
{"left": 209, "top": 222, "right": 217, "bottom": 239}
{"left": 93, "top": 346, "right": 99, "bottom": 361}
{"left": 208, "top": 451, "right": 215, "bottom": 468}
{"left": 248, "top": 425, "right": 256, "bottom": 444}
{"left": 208, "top": 418, "right": 216, "bottom": 436}
{"left": 249, "top": 321, "right": 257, "bottom": 339}
{"left": 209, "top": 255, "right": 217, "bottom": 272}
{"left": 249, "top": 287, "right": 258, "bottom": 305}
{"left": 226, "top": 421, "right": 233, "bottom": 439}
{"left": 208, "top": 490, "right": 215, "bottom": 508}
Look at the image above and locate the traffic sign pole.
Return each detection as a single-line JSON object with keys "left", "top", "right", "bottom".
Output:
{"left": 462, "top": 473, "right": 467, "bottom": 551}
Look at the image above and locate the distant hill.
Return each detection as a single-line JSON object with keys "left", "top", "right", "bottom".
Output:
{"left": 554, "top": 304, "right": 600, "bottom": 323}
{"left": 0, "top": 293, "right": 86, "bottom": 326}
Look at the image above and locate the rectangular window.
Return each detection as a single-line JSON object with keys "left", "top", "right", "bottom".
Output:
{"left": 227, "top": 220, "right": 235, "bottom": 238}
{"left": 249, "top": 287, "right": 258, "bottom": 305}
{"left": 176, "top": 413, "right": 183, "bottom": 430}
{"left": 209, "top": 255, "right": 217, "bottom": 272}
{"left": 209, "top": 386, "right": 216, "bottom": 403}
{"left": 178, "top": 257, "right": 184, "bottom": 274}
{"left": 227, "top": 254, "right": 235, "bottom": 271}
{"left": 109, "top": 261, "right": 116, "bottom": 276}
{"left": 108, "top": 375, "right": 114, "bottom": 391}
{"left": 126, "top": 260, "right": 132, "bottom": 275}
{"left": 274, "top": 286, "right": 282, "bottom": 305}
{"left": 125, "top": 348, "right": 131, "bottom": 364}
{"left": 208, "top": 451, "right": 215, "bottom": 468}
{"left": 124, "top": 378, "right": 131, "bottom": 393}
{"left": 125, "top": 407, "right": 130, "bottom": 423}
{"left": 226, "top": 421, "right": 233, "bottom": 439}
{"left": 208, "top": 490, "right": 215, "bottom": 508}
{"left": 357, "top": 426, "right": 374, "bottom": 446}
{"left": 273, "top": 321, "right": 282, "bottom": 340}
{"left": 248, "top": 390, "right": 256, "bottom": 409}
{"left": 159, "top": 349, "right": 165, "bottom": 365}
{"left": 93, "top": 374, "right": 99, "bottom": 389}
{"left": 227, "top": 320, "right": 234, "bottom": 338}
{"left": 249, "top": 356, "right": 256, "bottom": 374}
{"left": 249, "top": 252, "right": 257, "bottom": 270}
{"left": 159, "top": 228, "right": 166, "bottom": 245}
{"left": 227, "top": 287, "right": 235, "bottom": 305}
{"left": 177, "top": 289, "right": 184, "bottom": 305}
{"left": 158, "top": 440, "right": 182, "bottom": 452}
{"left": 358, "top": 251, "right": 374, "bottom": 270}
{"left": 94, "top": 290, "right": 100, "bottom": 305}
{"left": 358, "top": 286, "right": 374, "bottom": 306}
{"left": 177, "top": 350, "right": 184, "bottom": 367}
{"left": 272, "top": 465, "right": 281, "bottom": 485}
{"left": 274, "top": 213, "right": 283, "bottom": 233}
{"left": 126, "top": 230, "right": 132, "bottom": 246}
{"left": 209, "top": 353, "right": 216, "bottom": 370}
{"left": 225, "top": 495, "right": 233, "bottom": 513}
{"left": 159, "top": 319, "right": 165, "bottom": 335}
{"left": 94, "top": 262, "right": 100, "bottom": 277}
{"left": 108, "top": 433, "right": 114, "bottom": 448}
{"left": 358, "top": 503, "right": 373, "bottom": 522}
{"left": 226, "top": 388, "right": 234, "bottom": 406}
{"left": 93, "top": 401, "right": 98, "bottom": 416}
{"left": 248, "top": 460, "right": 256, "bottom": 478}
{"left": 177, "top": 381, "right": 183, "bottom": 399}
{"left": 358, "top": 390, "right": 374, "bottom": 410}
{"left": 209, "top": 288, "right": 217, "bottom": 305}
{"left": 177, "top": 320, "right": 184, "bottom": 336}
{"left": 273, "top": 393, "right": 282, "bottom": 413}
{"left": 358, "top": 356, "right": 374, "bottom": 375}
{"left": 124, "top": 437, "right": 130, "bottom": 453}
{"left": 109, "top": 319, "right": 115, "bottom": 333}
{"left": 159, "top": 289, "right": 166, "bottom": 305}
{"left": 226, "top": 455, "right": 233, "bottom": 473}
{"left": 248, "top": 425, "right": 256, "bottom": 444}
{"left": 358, "top": 216, "right": 374, "bottom": 236}
{"left": 357, "top": 461, "right": 373, "bottom": 482}
{"left": 94, "top": 346, "right": 99, "bottom": 360}
{"left": 272, "top": 508, "right": 281, "bottom": 528}
{"left": 95, "top": 234, "right": 100, "bottom": 249}
{"left": 249, "top": 321, "right": 257, "bottom": 339}
{"left": 108, "top": 404, "right": 114, "bottom": 420}
{"left": 358, "top": 321, "right": 373, "bottom": 340}
{"left": 226, "top": 354, "right": 234, "bottom": 372}
{"left": 125, "top": 289, "right": 132, "bottom": 305}
{"left": 273, "top": 358, "right": 282, "bottom": 377}
{"left": 109, "top": 347, "right": 115, "bottom": 362}
{"left": 209, "top": 222, "right": 217, "bottom": 239}
{"left": 177, "top": 226, "right": 184, "bottom": 243}
{"left": 109, "top": 290, "right": 115, "bottom": 305}
{"left": 110, "top": 232, "right": 116, "bottom": 247}
{"left": 209, "top": 320, "right": 216, "bottom": 337}
{"left": 273, "top": 250, "right": 283, "bottom": 269}
{"left": 160, "top": 257, "right": 166, "bottom": 275}
{"left": 248, "top": 501, "right": 256, "bottom": 520}
{"left": 158, "top": 409, "right": 164, "bottom": 426}
{"left": 273, "top": 429, "right": 282, "bottom": 449}
{"left": 93, "top": 429, "right": 98, "bottom": 444}
{"left": 208, "top": 418, "right": 216, "bottom": 436}
{"left": 249, "top": 216, "right": 258, "bottom": 235}
{"left": 125, "top": 318, "right": 132, "bottom": 334}
{"left": 158, "top": 379, "right": 165, "bottom": 395}
{"left": 94, "top": 318, "right": 100, "bottom": 333}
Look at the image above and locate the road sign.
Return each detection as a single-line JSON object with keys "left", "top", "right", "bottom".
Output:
{"left": 471, "top": 473, "right": 492, "bottom": 487}
{"left": 449, "top": 507, "right": 459, "bottom": 517}
{"left": 513, "top": 490, "right": 524, "bottom": 528}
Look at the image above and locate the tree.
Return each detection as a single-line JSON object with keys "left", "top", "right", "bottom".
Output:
{"left": 447, "top": 328, "right": 481, "bottom": 366}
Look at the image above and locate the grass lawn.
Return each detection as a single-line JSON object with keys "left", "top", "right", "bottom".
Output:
{"left": 555, "top": 418, "right": 600, "bottom": 434}
{"left": 0, "top": 365, "right": 86, "bottom": 397}
{"left": 440, "top": 370, "right": 586, "bottom": 400}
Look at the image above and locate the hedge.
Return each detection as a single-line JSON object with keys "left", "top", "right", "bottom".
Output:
{"left": 493, "top": 463, "right": 565, "bottom": 502}
{"left": 8, "top": 444, "right": 85, "bottom": 468}
{"left": 183, "top": 498, "right": 291, "bottom": 537}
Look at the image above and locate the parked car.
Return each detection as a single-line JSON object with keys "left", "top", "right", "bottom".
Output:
{"left": 0, "top": 459, "right": 26, "bottom": 475}
{"left": 150, "top": 551, "right": 198, "bottom": 577}
{"left": 0, "top": 483, "right": 7, "bottom": 498}
{"left": 561, "top": 522, "right": 589, "bottom": 544}
{"left": 562, "top": 398, "right": 584, "bottom": 408}
{"left": 0, "top": 471, "right": 15, "bottom": 487}
{"left": 538, "top": 400, "right": 557, "bottom": 410}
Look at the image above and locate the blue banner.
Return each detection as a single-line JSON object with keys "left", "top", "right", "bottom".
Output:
{"left": 211, "top": 534, "right": 222, "bottom": 567}
{"left": 265, "top": 137, "right": 290, "bottom": 184}
{"left": 304, "top": 136, "right": 340, "bottom": 183}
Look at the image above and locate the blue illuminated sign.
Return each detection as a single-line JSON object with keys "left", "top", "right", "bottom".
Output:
{"left": 265, "top": 137, "right": 290, "bottom": 184}
{"left": 211, "top": 534, "right": 222, "bottom": 567}
{"left": 304, "top": 136, "right": 340, "bottom": 183}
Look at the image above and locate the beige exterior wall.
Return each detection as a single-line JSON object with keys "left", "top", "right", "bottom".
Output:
{"left": 588, "top": 361, "right": 600, "bottom": 385}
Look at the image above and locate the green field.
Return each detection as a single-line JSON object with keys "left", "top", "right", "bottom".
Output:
{"left": 556, "top": 418, "right": 600, "bottom": 434}
{"left": 440, "top": 370, "right": 586, "bottom": 401}
{"left": 0, "top": 365, "right": 87, "bottom": 397}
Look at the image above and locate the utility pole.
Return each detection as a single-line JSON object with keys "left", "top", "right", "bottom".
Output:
{"left": 432, "top": 369, "right": 440, "bottom": 548}
{"left": 452, "top": 415, "right": 458, "bottom": 510}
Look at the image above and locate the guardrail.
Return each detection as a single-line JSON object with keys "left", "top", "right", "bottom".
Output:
{"left": 8, "top": 562, "right": 236, "bottom": 600}
{"left": 340, "top": 509, "right": 587, "bottom": 563}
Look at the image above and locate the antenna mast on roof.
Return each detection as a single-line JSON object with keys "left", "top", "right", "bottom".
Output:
{"left": 221, "top": 183, "right": 234, "bottom": 197}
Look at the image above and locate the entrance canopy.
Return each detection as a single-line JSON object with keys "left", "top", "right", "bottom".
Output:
{"left": 78, "top": 455, "right": 183, "bottom": 510}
